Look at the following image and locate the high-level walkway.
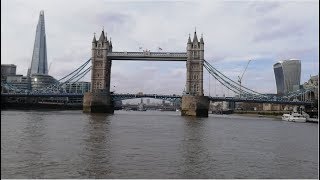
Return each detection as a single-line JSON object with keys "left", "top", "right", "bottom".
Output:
{"left": 108, "top": 52, "right": 187, "bottom": 61}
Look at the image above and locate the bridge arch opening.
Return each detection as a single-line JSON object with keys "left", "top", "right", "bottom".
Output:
{"left": 110, "top": 60, "right": 185, "bottom": 95}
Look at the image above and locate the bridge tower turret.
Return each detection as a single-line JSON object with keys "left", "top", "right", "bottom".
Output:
{"left": 181, "top": 30, "right": 209, "bottom": 117}
{"left": 185, "top": 31, "right": 204, "bottom": 96}
{"left": 109, "top": 37, "right": 113, "bottom": 52}
{"left": 83, "top": 29, "right": 114, "bottom": 113}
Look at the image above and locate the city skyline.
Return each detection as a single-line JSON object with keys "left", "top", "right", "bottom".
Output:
{"left": 1, "top": 0, "right": 319, "bottom": 95}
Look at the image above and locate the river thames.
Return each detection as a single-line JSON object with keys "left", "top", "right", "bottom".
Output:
{"left": 1, "top": 110, "right": 318, "bottom": 178}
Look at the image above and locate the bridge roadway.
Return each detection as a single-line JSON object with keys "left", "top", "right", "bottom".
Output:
{"left": 1, "top": 93, "right": 313, "bottom": 105}
{"left": 108, "top": 52, "right": 187, "bottom": 61}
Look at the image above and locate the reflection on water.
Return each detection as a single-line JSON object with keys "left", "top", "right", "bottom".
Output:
{"left": 80, "top": 114, "right": 112, "bottom": 178}
{"left": 21, "top": 113, "right": 47, "bottom": 178}
{"left": 1, "top": 110, "right": 318, "bottom": 179}
{"left": 180, "top": 117, "right": 211, "bottom": 178}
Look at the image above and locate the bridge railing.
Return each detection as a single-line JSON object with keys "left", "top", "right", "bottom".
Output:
{"left": 1, "top": 92, "right": 313, "bottom": 105}
{"left": 109, "top": 52, "right": 187, "bottom": 57}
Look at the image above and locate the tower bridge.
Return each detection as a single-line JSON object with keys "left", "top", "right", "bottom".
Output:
{"left": 83, "top": 29, "right": 208, "bottom": 116}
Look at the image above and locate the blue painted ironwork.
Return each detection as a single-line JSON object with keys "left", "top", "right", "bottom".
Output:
{"left": 1, "top": 92, "right": 313, "bottom": 105}
{"left": 108, "top": 52, "right": 187, "bottom": 61}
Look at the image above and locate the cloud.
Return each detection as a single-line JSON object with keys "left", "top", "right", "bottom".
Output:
{"left": 249, "top": 1, "right": 281, "bottom": 14}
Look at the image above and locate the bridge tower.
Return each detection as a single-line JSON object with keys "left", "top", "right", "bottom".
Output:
{"left": 181, "top": 31, "right": 209, "bottom": 117}
{"left": 83, "top": 30, "right": 114, "bottom": 113}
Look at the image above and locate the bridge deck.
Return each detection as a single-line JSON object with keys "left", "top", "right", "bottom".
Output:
{"left": 1, "top": 93, "right": 313, "bottom": 105}
{"left": 108, "top": 52, "right": 187, "bottom": 61}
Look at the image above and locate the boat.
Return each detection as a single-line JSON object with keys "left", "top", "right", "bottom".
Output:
{"left": 307, "top": 118, "right": 319, "bottom": 123}
{"left": 282, "top": 112, "right": 307, "bottom": 123}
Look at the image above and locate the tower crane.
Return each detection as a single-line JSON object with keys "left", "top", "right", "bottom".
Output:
{"left": 238, "top": 60, "right": 251, "bottom": 98}
{"left": 48, "top": 62, "right": 52, "bottom": 74}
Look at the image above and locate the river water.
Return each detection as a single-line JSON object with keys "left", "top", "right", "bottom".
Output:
{"left": 1, "top": 110, "right": 318, "bottom": 178}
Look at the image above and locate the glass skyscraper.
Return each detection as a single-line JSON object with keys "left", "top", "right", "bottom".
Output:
{"left": 30, "top": 10, "right": 48, "bottom": 75}
{"left": 273, "top": 59, "right": 301, "bottom": 95}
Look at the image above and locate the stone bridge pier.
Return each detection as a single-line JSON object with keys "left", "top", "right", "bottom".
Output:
{"left": 181, "top": 95, "right": 209, "bottom": 117}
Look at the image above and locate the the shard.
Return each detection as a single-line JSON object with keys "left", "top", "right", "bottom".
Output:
{"left": 30, "top": 10, "right": 48, "bottom": 75}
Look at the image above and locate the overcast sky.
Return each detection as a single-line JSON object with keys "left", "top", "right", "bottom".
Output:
{"left": 1, "top": 0, "right": 319, "bottom": 96}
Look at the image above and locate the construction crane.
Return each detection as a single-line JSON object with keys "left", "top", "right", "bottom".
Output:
{"left": 238, "top": 60, "right": 251, "bottom": 98}
{"left": 48, "top": 62, "right": 53, "bottom": 74}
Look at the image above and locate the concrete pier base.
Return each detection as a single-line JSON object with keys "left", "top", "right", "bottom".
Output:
{"left": 181, "top": 95, "right": 209, "bottom": 117}
{"left": 83, "top": 92, "right": 114, "bottom": 113}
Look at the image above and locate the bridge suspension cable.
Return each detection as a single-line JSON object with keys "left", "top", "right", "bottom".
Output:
{"left": 58, "top": 58, "right": 91, "bottom": 82}
{"left": 17, "top": 58, "right": 93, "bottom": 93}
{"left": 72, "top": 66, "right": 92, "bottom": 83}
{"left": 204, "top": 60, "right": 267, "bottom": 98}
{"left": 60, "top": 65, "right": 91, "bottom": 85}
{"left": 1, "top": 82, "right": 23, "bottom": 93}
{"left": 204, "top": 63, "right": 242, "bottom": 96}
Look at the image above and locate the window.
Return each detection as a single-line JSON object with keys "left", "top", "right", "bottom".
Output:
{"left": 194, "top": 52, "right": 198, "bottom": 58}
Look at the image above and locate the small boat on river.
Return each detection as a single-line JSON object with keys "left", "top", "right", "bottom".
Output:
{"left": 282, "top": 112, "right": 307, "bottom": 123}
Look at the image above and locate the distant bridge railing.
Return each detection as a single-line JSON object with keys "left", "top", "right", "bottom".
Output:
{"left": 208, "top": 96, "right": 313, "bottom": 105}
{"left": 112, "top": 93, "right": 181, "bottom": 102}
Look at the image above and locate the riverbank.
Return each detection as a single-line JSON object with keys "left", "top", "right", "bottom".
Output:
{"left": 228, "top": 110, "right": 287, "bottom": 120}
{"left": 1, "top": 102, "right": 82, "bottom": 110}
{"left": 232, "top": 113, "right": 282, "bottom": 119}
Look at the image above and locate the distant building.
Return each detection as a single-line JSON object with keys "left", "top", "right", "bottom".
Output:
{"left": 31, "top": 74, "right": 58, "bottom": 91}
{"left": 6, "top": 75, "right": 29, "bottom": 91}
{"left": 302, "top": 75, "right": 318, "bottom": 101}
{"left": 1, "top": 64, "right": 16, "bottom": 81}
{"left": 6, "top": 75, "right": 25, "bottom": 83}
{"left": 273, "top": 59, "right": 301, "bottom": 95}
{"left": 64, "top": 82, "right": 91, "bottom": 93}
{"left": 262, "top": 103, "right": 281, "bottom": 111}
{"left": 30, "top": 10, "right": 48, "bottom": 75}
{"left": 303, "top": 75, "right": 318, "bottom": 89}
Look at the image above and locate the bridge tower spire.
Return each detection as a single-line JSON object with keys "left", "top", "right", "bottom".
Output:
{"left": 83, "top": 29, "right": 114, "bottom": 113}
